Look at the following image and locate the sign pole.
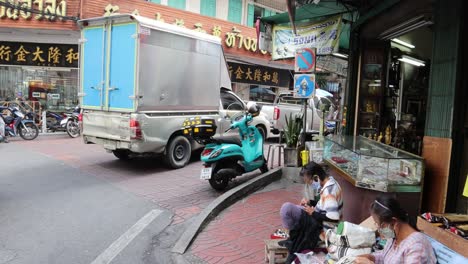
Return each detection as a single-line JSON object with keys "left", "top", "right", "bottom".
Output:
{"left": 294, "top": 48, "right": 316, "bottom": 166}
{"left": 301, "top": 99, "right": 307, "bottom": 147}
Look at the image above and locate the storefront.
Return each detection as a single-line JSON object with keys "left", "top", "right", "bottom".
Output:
{"left": 261, "top": 0, "right": 467, "bottom": 220}
{"left": 0, "top": 0, "right": 80, "bottom": 111}
{"left": 342, "top": 0, "right": 467, "bottom": 218}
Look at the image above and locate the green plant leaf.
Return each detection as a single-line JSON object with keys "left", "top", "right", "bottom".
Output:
{"left": 283, "top": 112, "right": 303, "bottom": 148}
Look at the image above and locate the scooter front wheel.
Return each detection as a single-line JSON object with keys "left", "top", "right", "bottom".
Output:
{"left": 209, "top": 163, "right": 236, "bottom": 191}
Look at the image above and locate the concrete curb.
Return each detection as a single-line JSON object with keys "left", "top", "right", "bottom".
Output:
{"left": 171, "top": 167, "right": 283, "bottom": 254}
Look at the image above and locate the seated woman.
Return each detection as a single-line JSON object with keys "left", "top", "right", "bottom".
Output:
{"left": 279, "top": 162, "right": 343, "bottom": 263}
{"left": 355, "top": 195, "right": 436, "bottom": 264}
{"left": 280, "top": 162, "right": 343, "bottom": 231}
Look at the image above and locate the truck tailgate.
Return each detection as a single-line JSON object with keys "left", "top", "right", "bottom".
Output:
{"left": 82, "top": 111, "right": 131, "bottom": 141}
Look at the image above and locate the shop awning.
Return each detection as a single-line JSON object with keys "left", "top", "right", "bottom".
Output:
{"left": 260, "top": 1, "right": 358, "bottom": 51}
{"left": 261, "top": 1, "right": 351, "bottom": 25}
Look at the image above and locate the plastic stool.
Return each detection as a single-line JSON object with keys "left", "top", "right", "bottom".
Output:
{"left": 266, "top": 144, "right": 285, "bottom": 169}
{"left": 264, "top": 239, "right": 288, "bottom": 264}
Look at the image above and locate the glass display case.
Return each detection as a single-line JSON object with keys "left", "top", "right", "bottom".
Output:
{"left": 323, "top": 135, "right": 424, "bottom": 192}
{"left": 306, "top": 140, "right": 325, "bottom": 165}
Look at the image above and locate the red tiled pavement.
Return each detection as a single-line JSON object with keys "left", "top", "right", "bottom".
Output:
{"left": 188, "top": 184, "right": 304, "bottom": 264}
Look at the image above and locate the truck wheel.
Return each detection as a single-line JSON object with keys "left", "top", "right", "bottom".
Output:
{"left": 256, "top": 125, "right": 266, "bottom": 140}
{"left": 113, "top": 149, "right": 131, "bottom": 160}
{"left": 165, "top": 135, "right": 191, "bottom": 169}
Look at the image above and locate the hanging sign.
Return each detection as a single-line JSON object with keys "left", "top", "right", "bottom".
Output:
{"left": 272, "top": 15, "right": 342, "bottom": 60}
{"left": 227, "top": 62, "right": 291, "bottom": 88}
{"left": 295, "top": 48, "right": 316, "bottom": 73}
{"left": 294, "top": 74, "right": 315, "bottom": 98}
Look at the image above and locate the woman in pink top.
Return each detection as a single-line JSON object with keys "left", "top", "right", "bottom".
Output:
{"left": 355, "top": 196, "right": 436, "bottom": 264}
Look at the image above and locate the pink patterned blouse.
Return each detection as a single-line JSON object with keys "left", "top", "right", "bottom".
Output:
{"left": 372, "top": 232, "right": 436, "bottom": 264}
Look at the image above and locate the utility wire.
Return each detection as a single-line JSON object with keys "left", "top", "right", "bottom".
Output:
{"left": 0, "top": 1, "right": 79, "bottom": 21}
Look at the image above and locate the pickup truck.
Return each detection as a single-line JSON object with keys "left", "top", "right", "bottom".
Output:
{"left": 78, "top": 14, "right": 271, "bottom": 169}
{"left": 259, "top": 90, "right": 336, "bottom": 135}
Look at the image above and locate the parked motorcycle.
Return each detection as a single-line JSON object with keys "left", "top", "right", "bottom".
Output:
{"left": 64, "top": 105, "right": 81, "bottom": 138}
{"left": 44, "top": 106, "right": 81, "bottom": 138}
{"left": 0, "top": 105, "right": 39, "bottom": 140}
{"left": 183, "top": 102, "right": 268, "bottom": 190}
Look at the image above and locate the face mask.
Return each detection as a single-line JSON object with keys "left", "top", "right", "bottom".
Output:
{"left": 378, "top": 225, "right": 395, "bottom": 239}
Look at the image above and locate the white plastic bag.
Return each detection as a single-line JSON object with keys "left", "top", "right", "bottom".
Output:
{"left": 335, "top": 256, "right": 357, "bottom": 264}
{"left": 340, "top": 221, "right": 375, "bottom": 237}
{"left": 292, "top": 251, "right": 322, "bottom": 264}
{"left": 325, "top": 227, "right": 376, "bottom": 249}
{"left": 327, "top": 245, "right": 372, "bottom": 261}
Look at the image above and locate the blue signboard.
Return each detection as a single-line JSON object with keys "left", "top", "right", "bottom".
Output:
{"left": 295, "top": 48, "right": 316, "bottom": 73}
{"left": 294, "top": 74, "right": 315, "bottom": 98}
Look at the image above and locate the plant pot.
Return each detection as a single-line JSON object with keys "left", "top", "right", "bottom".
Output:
{"left": 284, "top": 147, "right": 300, "bottom": 167}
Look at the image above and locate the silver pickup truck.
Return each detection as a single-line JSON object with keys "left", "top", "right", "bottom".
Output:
{"left": 78, "top": 15, "right": 270, "bottom": 169}
{"left": 260, "top": 90, "right": 336, "bottom": 135}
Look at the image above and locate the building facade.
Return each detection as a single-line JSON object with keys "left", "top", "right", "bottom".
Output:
{"left": 0, "top": 0, "right": 80, "bottom": 111}
{"left": 0, "top": 0, "right": 293, "bottom": 112}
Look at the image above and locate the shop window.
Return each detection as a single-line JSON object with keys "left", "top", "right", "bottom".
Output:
{"left": 0, "top": 66, "right": 79, "bottom": 112}
{"left": 200, "top": 0, "right": 216, "bottom": 17}
{"left": 247, "top": 4, "right": 276, "bottom": 27}
{"left": 228, "top": 0, "right": 242, "bottom": 24}
{"left": 168, "top": 0, "right": 186, "bottom": 10}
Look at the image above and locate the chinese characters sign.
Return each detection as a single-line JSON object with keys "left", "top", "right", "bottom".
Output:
{"left": 227, "top": 62, "right": 291, "bottom": 88}
{"left": 0, "top": 0, "right": 67, "bottom": 21}
{"left": 0, "top": 41, "right": 78, "bottom": 67}
{"left": 272, "top": 15, "right": 342, "bottom": 60}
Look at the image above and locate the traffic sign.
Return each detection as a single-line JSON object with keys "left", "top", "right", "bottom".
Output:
{"left": 295, "top": 48, "right": 316, "bottom": 73}
{"left": 294, "top": 74, "right": 315, "bottom": 98}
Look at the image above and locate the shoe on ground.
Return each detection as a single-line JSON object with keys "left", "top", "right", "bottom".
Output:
{"left": 278, "top": 239, "right": 292, "bottom": 248}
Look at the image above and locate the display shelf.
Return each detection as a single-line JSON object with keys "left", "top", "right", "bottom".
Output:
{"left": 323, "top": 135, "right": 424, "bottom": 192}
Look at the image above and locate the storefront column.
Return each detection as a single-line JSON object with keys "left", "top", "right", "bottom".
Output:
{"left": 421, "top": 0, "right": 462, "bottom": 213}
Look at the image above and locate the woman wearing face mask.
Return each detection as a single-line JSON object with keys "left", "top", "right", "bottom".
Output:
{"left": 354, "top": 196, "right": 436, "bottom": 264}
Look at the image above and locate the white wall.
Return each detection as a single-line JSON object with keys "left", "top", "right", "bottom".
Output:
{"left": 161, "top": 0, "right": 168, "bottom": 5}
{"left": 216, "top": 0, "right": 229, "bottom": 20}
{"left": 187, "top": 0, "right": 201, "bottom": 13}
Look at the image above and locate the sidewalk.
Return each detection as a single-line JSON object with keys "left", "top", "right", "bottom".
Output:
{"left": 186, "top": 179, "right": 304, "bottom": 264}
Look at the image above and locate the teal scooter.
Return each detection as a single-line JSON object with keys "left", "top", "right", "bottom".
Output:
{"left": 185, "top": 102, "right": 268, "bottom": 190}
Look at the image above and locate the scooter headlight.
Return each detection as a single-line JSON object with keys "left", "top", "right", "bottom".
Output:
{"left": 210, "top": 149, "right": 223, "bottom": 159}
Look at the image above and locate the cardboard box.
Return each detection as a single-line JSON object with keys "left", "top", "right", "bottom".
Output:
{"left": 417, "top": 216, "right": 468, "bottom": 258}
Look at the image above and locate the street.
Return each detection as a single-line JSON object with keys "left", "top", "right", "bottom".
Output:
{"left": 0, "top": 135, "right": 263, "bottom": 264}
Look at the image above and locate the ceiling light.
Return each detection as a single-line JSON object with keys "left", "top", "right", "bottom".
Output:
{"left": 379, "top": 15, "right": 433, "bottom": 40}
{"left": 398, "top": 55, "right": 425, "bottom": 67}
{"left": 392, "top": 38, "right": 415, "bottom": 49}
{"left": 332, "top": 53, "right": 348, "bottom": 59}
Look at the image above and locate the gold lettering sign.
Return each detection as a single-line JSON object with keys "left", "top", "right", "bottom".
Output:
{"left": 148, "top": 13, "right": 269, "bottom": 55}
{"left": 65, "top": 47, "right": 78, "bottom": 64}
{"left": 0, "top": 45, "right": 12, "bottom": 61}
{"left": 0, "top": 0, "right": 67, "bottom": 21}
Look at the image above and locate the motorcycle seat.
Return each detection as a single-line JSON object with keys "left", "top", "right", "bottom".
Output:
{"left": 213, "top": 136, "right": 242, "bottom": 146}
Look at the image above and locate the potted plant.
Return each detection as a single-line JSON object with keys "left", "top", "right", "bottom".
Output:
{"left": 283, "top": 113, "right": 303, "bottom": 167}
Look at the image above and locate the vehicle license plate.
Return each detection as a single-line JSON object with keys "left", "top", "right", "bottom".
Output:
{"left": 200, "top": 167, "right": 212, "bottom": 180}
